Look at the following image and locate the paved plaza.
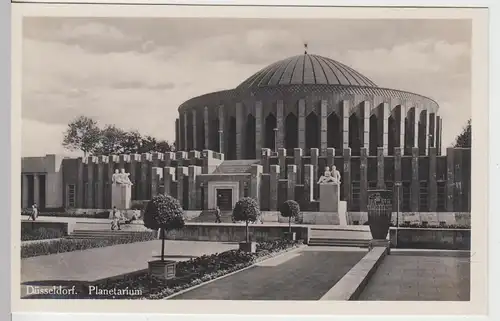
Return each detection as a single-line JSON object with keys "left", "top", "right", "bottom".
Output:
{"left": 21, "top": 240, "right": 237, "bottom": 298}
{"left": 358, "top": 251, "right": 470, "bottom": 301}
{"left": 171, "top": 247, "right": 366, "bottom": 300}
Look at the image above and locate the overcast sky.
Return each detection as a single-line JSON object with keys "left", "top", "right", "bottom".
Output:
{"left": 21, "top": 17, "right": 471, "bottom": 157}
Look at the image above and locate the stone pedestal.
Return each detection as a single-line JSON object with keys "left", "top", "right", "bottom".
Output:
{"left": 112, "top": 184, "right": 131, "bottom": 209}
{"left": 319, "top": 183, "right": 340, "bottom": 212}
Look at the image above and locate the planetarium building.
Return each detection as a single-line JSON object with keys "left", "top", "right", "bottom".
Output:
{"left": 175, "top": 53, "right": 442, "bottom": 159}
{"left": 20, "top": 53, "right": 471, "bottom": 222}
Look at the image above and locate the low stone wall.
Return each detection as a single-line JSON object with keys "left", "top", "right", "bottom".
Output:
{"left": 21, "top": 221, "right": 74, "bottom": 235}
{"left": 389, "top": 228, "right": 471, "bottom": 250}
{"left": 165, "top": 224, "right": 310, "bottom": 243}
{"left": 349, "top": 212, "right": 471, "bottom": 226}
{"left": 62, "top": 208, "right": 141, "bottom": 220}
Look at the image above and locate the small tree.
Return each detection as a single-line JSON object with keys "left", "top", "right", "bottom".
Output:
{"left": 279, "top": 200, "right": 300, "bottom": 232}
{"left": 232, "top": 197, "right": 260, "bottom": 243}
{"left": 143, "top": 195, "right": 185, "bottom": 262}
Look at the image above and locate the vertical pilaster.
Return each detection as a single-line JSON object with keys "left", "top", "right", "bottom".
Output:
{"left": 376, "top": 147, "right": 385, "bottom": 189}
{"left": 177, "top": 166, "right": 189, "bottom": 210}
{"left": 183, "top": 112, "right": 188, "bottom": 151}
{"left": 22, "top": 174, "right": 28, "bottom": 208}
{"left": 394, "top": 147, "right": 402, "bottom": 212}
{"left": 424, "top": 110, "right": 430, "bottom": 155}
{"left": 298, "top": 99, "right": 306, "bottom": 150}
{"left": 411, "top": 147, "right": 419, "bottom": 212}
{"left": 236, "top": 102, "right": 243, "bottom": 159}
{"left": 218, "top": 105, "right": 225, "bottom": 154}
{"left": 175, "top": 118, "right": 181, "bottom": 151}
{"left": 303, "top": 164, "right": 314, "bottom": 202}
{"left": 343, "top": 148, "right": 351, "bottom": 204}
{"left": 342, "top": 100, "right": 350, "bottom": 149}
{"left": 454, "top": 149, "right": 464, "bottom": 212}
{"left": 287, "top": 165, "right": 297, "bottom": 201}
{"left": 362, "top": 101, "right": 370, "bottom": 149}
{"left": 239, "top": 180, "right": 246, "bottom": 199}
{"left": 87, "top": 156, "right": 97, "bottom": 208}
{"left": 107, "top": 155, "right": 119, "bottom": 209}
{"left": 188, "top": 165, "right": 202, "bottom": 210}
{"left": 129, "top": 154, "right": 140, "bottom": 200}
{"left": 76, "top": 157, "right": 84, "bottom": 208}
{"left": 255, "top": 101, "right": 263, "bottom": 155}
{"left": 163, "top": 152, "right": 175, "bottom": 168}
{"left": 204, "top": 106, "right": 209, "bottom": 150}
{"left": 203, "top": 183, "right": 209, "bottom": 210}
{"left": 140, "top": 153, "right": 151, "bottom": 200}
{"left": 429, "top": 147, "right": 437, "bottom": 211}
{"left": 294, "top": 148, "right": 303, "bottom": 184}
{"left": 270, "top": 165, "right": 280, "bottom": 210}
{"left": 398, "top": 105, "right": 405, "bottom": 149}
{"left": 276, "top": 100, "right": 284, "bottom": 149}
{"left": 261, "top": 148, "right": 271, "bottom": 173}
{"left": 446, "top": 147, "right": 454, "bottom": 211}
{"left": 250, "top": 164, "right": 263, "bottom": 203}
{"left": 320, "top": 100, "right": 328, "bottom": 155}
{"left": 360, "top": 147, "right": 368, "bottom": 211}
{"left": 192, "top": 110, "right": 197, "bottom": 150}
{"left": 33, "top": 174, "right": 40, "bottom": 206}
{"left": 413, "top": 106, "right": 420, "bottom": 148}
{"left": 96, "top": 156, "right": 107, "bottom": 209}
{"left": 163, "top": 167, "right": 176, "bottom": 197}
{"left": 311, "top": 148, "right": 319, "bottom": 199}
{"left": 151, "top": 167, "right": 163, "bottom": 197}
{"left": 438, "top": 117, "right": 443, "bottom": 156}
{"left": 278, "top": 148, "right": 287, "bottom": 179}
{"left": 382, "top": 103, "right": 389, "bottom": 156}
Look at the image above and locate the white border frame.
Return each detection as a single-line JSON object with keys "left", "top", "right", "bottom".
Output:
{"left": 2, "top": 0, "right": 498, "bottom": 321}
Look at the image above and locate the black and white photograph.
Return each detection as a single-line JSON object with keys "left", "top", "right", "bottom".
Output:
{"left": 10, "top": 3, "right": 489, "bottom": 316}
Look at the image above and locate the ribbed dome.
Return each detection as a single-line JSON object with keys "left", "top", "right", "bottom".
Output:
{"left": 237, "top": 54, "right": 378, "bottom": 91}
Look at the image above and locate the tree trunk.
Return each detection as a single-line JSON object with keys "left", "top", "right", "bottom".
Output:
{"left": 245, "top": 221, "right": 249, "bottom": 243}
{"left": 288, "top": 216, "right": 291, "bottom": 233}
{"left": 161, "top": 228, "right": 165, "bottom": 262}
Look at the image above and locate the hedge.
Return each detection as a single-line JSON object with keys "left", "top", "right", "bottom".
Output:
{"left": 21, "top": 226, "right": 66, "bottom": 241}
{"left": 21, "top": 231, "right": 158, "bottom": 258}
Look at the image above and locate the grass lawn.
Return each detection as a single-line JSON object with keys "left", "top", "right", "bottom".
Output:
{"left": 171, "top": 249, "right": 366, "bottom": 300}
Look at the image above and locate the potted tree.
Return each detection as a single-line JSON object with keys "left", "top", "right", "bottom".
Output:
{"left": 279, "top": 200, "right": 300, "bottom": 241}
{"left": 232, "top": 197, "right": 260, "bottom": 253}
{"left": 143, "top": 194, "right": 185, "bottom": 280}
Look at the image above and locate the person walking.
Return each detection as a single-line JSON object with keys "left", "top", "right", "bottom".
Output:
{"left": 110, "top": 206, "right": 122, "bottom": 231}
{"left": 214, "top": 206, "right": 222, "bottom": 223}
{"left": 29, "top": 203, "right": 38, "bottom": 221}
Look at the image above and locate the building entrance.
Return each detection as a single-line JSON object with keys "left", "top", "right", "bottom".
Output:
{"left": 216, "top": 189, "right": 233, "bottom": 211}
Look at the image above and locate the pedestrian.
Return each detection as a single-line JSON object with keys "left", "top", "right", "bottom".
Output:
{"left": 214, "top": 206, "right": 222, "bottom": 223}
{"left": 111, "top": 206, "right": 122, "bottom": 231}
{"left": 29, "top": 203, "right": 38, "bottom": 221}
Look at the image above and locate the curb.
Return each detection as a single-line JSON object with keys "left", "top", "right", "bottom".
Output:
{"left": 163, "top": 244, "right": 306, "bottom": 300}
{"left": 319, "top": 246, "right": 387, "bottom": 301}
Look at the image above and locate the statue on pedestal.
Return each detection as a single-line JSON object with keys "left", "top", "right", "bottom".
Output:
{"left": 317, "top": 166, "right": 341, "bottom": 185}
{"left": 112, "top": 169, "right": 133, "bottom": 186}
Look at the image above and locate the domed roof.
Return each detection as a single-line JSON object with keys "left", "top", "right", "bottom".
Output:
{"left": 237, "top": 54, "right": 378, "bottom": 91}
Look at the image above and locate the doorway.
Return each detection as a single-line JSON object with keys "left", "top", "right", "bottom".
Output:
{"left": 216, "top": 189, "right": 233, "bottom": 211}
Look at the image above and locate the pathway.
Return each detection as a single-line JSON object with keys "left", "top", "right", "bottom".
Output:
{"left": 170, "top": 247, "right": 366, "bottom": 300}
{"left": 21, "top": 240, "right": 237, "bottom": 298}
{"left": 358, "top": 250, "right": 470, "bottom": 301}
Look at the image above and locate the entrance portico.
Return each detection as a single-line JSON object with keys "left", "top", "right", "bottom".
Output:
{"left": 207, "top": 181, "right": 239, "bottom": 210}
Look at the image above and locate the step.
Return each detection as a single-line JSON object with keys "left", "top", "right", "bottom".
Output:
{"left": 308, "top": 238, "right": 371, "bottom": 248}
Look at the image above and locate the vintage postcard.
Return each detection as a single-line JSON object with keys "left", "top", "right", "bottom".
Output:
{"left": 10, "top": 2, "right": 489, "bottom": 316}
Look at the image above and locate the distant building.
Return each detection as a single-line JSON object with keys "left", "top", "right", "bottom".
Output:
{"left": 21, "top": 54, "right": 471, "bottom": 216}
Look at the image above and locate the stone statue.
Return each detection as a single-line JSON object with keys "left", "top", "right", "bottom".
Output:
{"left": 317, "top": 166, "right": 341, "bottom": 185}
{"left": 112, "top": 169, "right": 133, "bottom": 186}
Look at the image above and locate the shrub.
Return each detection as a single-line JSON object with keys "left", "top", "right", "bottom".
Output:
{"left": 279, "top": 200, "right": 300, "bottom": 232}
{"left": 21, "top": 231, "right": 157, "bottom": 258}
{"left": 143, "top": 195, "right": 185, "bottom": 262}
{"left": 232, "top": 197, "right": 260, "bottom": 244}
{"left": 21, "top": 226, "right": 65, "bottom": 241}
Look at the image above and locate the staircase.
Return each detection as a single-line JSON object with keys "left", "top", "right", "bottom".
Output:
{"left": 190, "top": 210, "right": 234, "bottom": 223}
{"left": 307, "top": 227, "right": 372, "bottom": 248}
{"left": 214, "top": 160, "right": 260, "bottom": 174}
